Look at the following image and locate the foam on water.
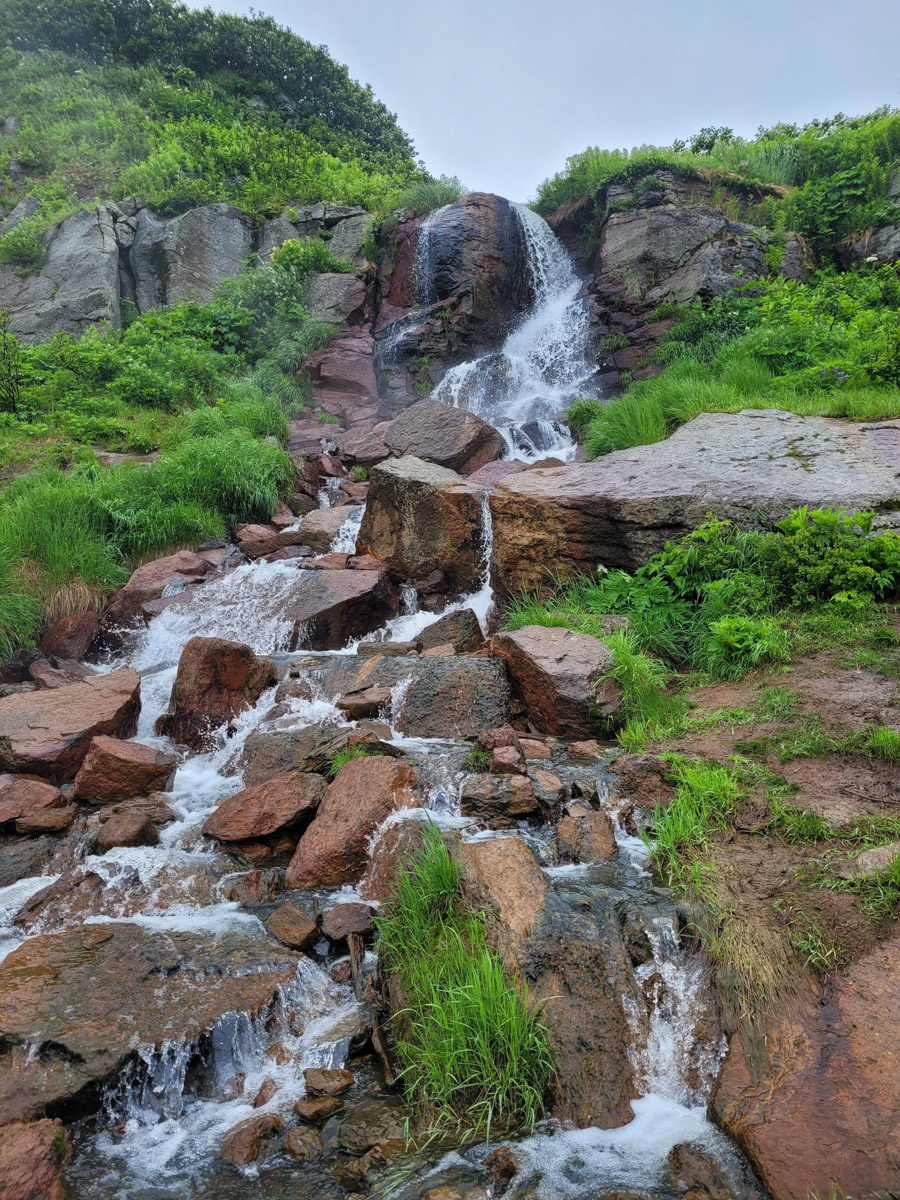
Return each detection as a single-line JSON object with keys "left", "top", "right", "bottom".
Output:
{"left": 0, "top": 874, "right": 60, "bottom": 963}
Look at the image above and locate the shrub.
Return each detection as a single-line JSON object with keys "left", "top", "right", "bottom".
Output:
{"left": 376, "top": 824, "right": 552, "bottom": 1139}
{"left": 0, "top": 213, "right": 46, "bottom": 274}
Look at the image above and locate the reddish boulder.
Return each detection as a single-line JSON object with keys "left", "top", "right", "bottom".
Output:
{"left": 281, "top": 568, "right": 400, "bottom": 650}
{"left": 304, "top": 1067, "right": 354, "bottom": 1097}
{"left": 0, "top": 774, "right": 64, "bottom": 827}
{"left": 382, "top": 399, "right": 504, "bottom": 475}
{"left": 28, "top": 658, "right": 92, "bottom": 690}
{"left": 321, "top": 901, "right": 375, "bottom": 942}
{"left": 611, "top": 754, "right": 675, "bottom": 811}
{"left": 73, "top": 736, "right": 176, "bottom": 804}
{"left": 265, "top": 902, "right": 318, "bottom": 951}
{"left": 337, "top": 426, "right": 391, "bottom": 469}
{"left": 0, "top": 1119, "right": 71, "bottom": 1200}
{"left": 417, "top": 607, "right": 485, "bottom": 653}
{"left": 234, "top": 523, "right": 304, "bottom": 559}
{"left": 219, "top": 1113, "right": 283, "bottom": 1165}
{"left": 282, "top": 1126, "right": 322, "bottom": 1161}
{"left": 336, "top": 686, "right": 392, "bottom": 719}
{"left": 155, "top": 638, "right": 275, "bottom": 750}
{"left": 557, "top": 803, "right": 617, "bottom": 862}
{"left": 491, "top": 626, "right": 621, "bottom": 737}
{"left": 14, "top": 806, "right": 77, "bottom": 835}
{"left": 104, "top": 550, "right": 213, "bottom": 627}
{"left": 0, "top": 669, "right": 141, "bottom": 780}
{"left": 286, "top": 756, "right": 420, "bottom": 889}
{"left": 293, "top": 1095, "right": 344, "bottom": 1123}
{"left": 462, "top": 459, "right": 525, "bottom": 487}
{"left": 298, "top": 506, "right": 354, "bottom": 554}
{"left": 95, "top": 811, "right": 159, "bottom": 854}
{"left": 39, "top": 610, "right": 99, "bottom": 660}
{"left": 202, "top": 772, "right": 326, "bottom": 842}
{"left": 460, "top": 774, "right": 538, "bottom": 822}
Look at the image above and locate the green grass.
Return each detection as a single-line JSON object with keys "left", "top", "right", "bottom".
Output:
{"left": 823, "top": 853, "right": 900, "bottom": 922}
{"left": 376, "top": 824, "right": 552, "bottom": 1140}
{"left": 325, "top": 743, "right": 381, "bottom": 780}
{"left": 793, "top": 926, "right": 843, "bottom": 972}
{"left": 647, "top": 757, "right": 744, "bottom": 882}
{"left": 461, "top": 746, "right": 491, "bottom": 773}
{"left": 392, "top": 176, "right": 467, "bottom": 215}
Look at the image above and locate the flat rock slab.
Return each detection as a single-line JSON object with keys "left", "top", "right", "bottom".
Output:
{"left": 490, "top": 411, "right": 900, "bottom": 593}
{"left": 0, "top": 669, "right": 141, "bottom": 781}
{"left": 0, "top": 924, "right": 299, "bottom": 1124}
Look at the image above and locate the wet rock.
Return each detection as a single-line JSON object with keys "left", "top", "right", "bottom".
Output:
{"left": 73, "top": 735, "right": 176, "bottom": 804}
{"left": 202, "top": 770, "right": 326, "bottom": 841}
{"left": 286, "top": 757, "right": 420, "bottom": 889}
{"left": 490, "top": 411, "right": 900, "bottom": 592}
{"left": 359, "top": 815, "right": 430, "bottom": 905}
{"left": 0, "top": 669, "right": 141, "bottom": 780}
{"left": 298, "top": 506, "right": 353, "bottom": 553}
{"left": 417, "top": 608, "right": 485, "bottom": 653}
{"left": 253, "top": 1076, "right": 277, "bottom": 1108}
{"left": 301, "top": 327, "right": 378, "bottom": 418}
{"left": 396, "top": 656, "right": 510, "bottom": 738}
{"left": 520, "top": 737, "right": 551, "bottom": 759}
{"left": 39, "top": 611, "right": 99, "bottom": 659}
{"left": 610, "top": 754, "right": 675, "bottom": 811}
{"left": 713, "top": 932, "right": 900, "bottom": 1199}
{"left": 557, "top": 802, "right": 617, "bottom": 862}
{"left": 491, "top": 626, "right": 621, "bottom": 736}
{"left": 103, "top": 550, "right": 213, "bottom": 628}
{"left": 130, "top": 204, "right": 253, "bottom": 310}
{"left": 283, "top": 1124, "right": 323, "bottom": 1160}
{"left": 383, "top": 399, "right": 504, "bottom": 475}
{"left": 568, "top": 739, "right": 604, "bottom": 759}
{"left": 0, "top": 1119, "right": 71, "bottom": 1200}
{"left": 338, "top": 426, "right": 392, "bottom": 468}
{"left": 0, "top": 838, "right": 55, "bottom": 889}
{"left": 666, "top": 1142, "right": 745, "bottom": 1200}
{"left": 331, "top": 1094, "right": 407, "bottom": 1154}
{"left": 305, "top": 272, "right": 367, "bottom": 324}
{"left": 294, "top": 1094, "right": 344, "bottom": 1123}
{"left": 484, "top": 1146, "right": 520, "bottom": 1195}
{"left": 27, "top": 657, "right": 92, "bottom": 689}
{"left": 321, "top": 901, "right": 375, "bottom": 942}
{"left": 490, "top": 744, "right": 527, "bottom": 774}
{"left": 460, "top": 773, "right": 538, "bottom": 822}
{"left": 234, "top": 522, "right": 305, "bottom": 559}
{"left": 265, "top": 901, "right": 319, "bottom": 951}
{"left": 155, "top": 637, "right": 275, "bottom": 750}
{"left": 304, "top": 1067, "right": 354, "bottom": 1097}
{"left": 218, "top": 1112, "right": 284, "bottom": 1165}
{"left": 460, "top": 835, "right": 637, "bottom": 1128}
{"left": 529, "top": 768, "right": 566, "bottom": 808}
{"left": 14, "top": 805, "right": 77, "bottom": 834}
{"left": 0, "top": 925, "right": 299, "bottom": 1123}
{"left": 358, "top": 456, "right": 487, "bottom": 592}
{"left": 0, "top": 206, "right": 120, "bottom": 342}
{"left": 283, "top": 568, "right": 400, "bottom": 649}
{"left": 95, "top": 810, "right": 159, "bottom": 854}
{"left": 219, "top": 867, "right": 283, "bottom": 906}
{"left": 465, "top": 460, "right": 526, "bottom": 487}
{"left": 98, "top": 794, "right": 177, "bottom": 827}
{"left": 336, "top": 686, "right": 393, "bottom": 719}
{"left": 0, "top": 774, "right": 64, "bottom": 827}
{"left": 421, "top": 642, "right": 454, "bottom": 657}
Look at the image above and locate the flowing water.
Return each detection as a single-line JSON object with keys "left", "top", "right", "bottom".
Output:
{"left": 427, "top": 203, "right": 594, "bottom": 462}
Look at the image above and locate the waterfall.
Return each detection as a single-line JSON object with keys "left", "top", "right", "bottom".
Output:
{"left": 415, "top": 204, "right": 451, "bottom": 305}
{"left": 425, "top": 202, "right": 594, "bottom": 461}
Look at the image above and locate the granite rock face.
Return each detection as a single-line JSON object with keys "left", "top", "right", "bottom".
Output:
{"left": 128, "top": 203, "right": 253, "bottom": 309}
{"left": 490, "top": 411, "right": 900, "bottom": 593}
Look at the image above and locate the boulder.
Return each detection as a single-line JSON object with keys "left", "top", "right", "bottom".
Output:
{"left": 329, "top": 213, "right": 371, "bottom": 264}
{"left": 104, "top": 550, "right": 214, "bottom": 627}
{"left": 0, "top": 205, "right": 120, "bottom": 341}
{"left": 218, "top": 1113, "right": 283, "bottom": 1165}
{"left": 557, "top": 803, "right": 617, "bottom": 862}
{"left": 286, "top": 569, "right": 399, "bottom": 649}
{"left": 240, "top": 721, "right": 399, "bottom": 785}
{"left": 490, "top": 411, "right": 900, "bottom": 593}
{"left": 382, "top": 399, "right": 504, "bottom": 475}
{"left": 843, "top": 222, "right": 900, "bottom": 268}
{"left": 460, "top": 774, "right": 538, "bottom": 821}
{"left": 0, "top": 774, "right": 65, "bottom": 827}
{"left": 72, "top": 735, "right": 176, "bottom": 804}
{"left": 491, "top": 626, "right": 620, "bottom": 736}
{"left": 155, "top": 637, "right": 275, "bottom": 750}
{"left": 331, "top": 1095, "right": 407, "bottom": 1154}
{"left": 0, "top": 669, "right": 141, "bottom": 780}
{"left": 299, "top": 506, "right": 354, "bottom": 553}
{"left": 466, "top": 459, "right": 526, "bottom": 486}
{"left": 712, "top": 933, "right": 900, "bottom": 1199}
{"left": 282, "top": 1126, "right": 322, "bottom": 1161}
{"left": 28, "top": 657, "right": 92, "bottom": 690}
{"left": 336, "top": 686, "right": 392, "bottom": 719}
{"left": 234, "top": 523, "right": 305, "bottom": 559}
{"left": 301, "top": 326, "right": 378, "bottom": 419}
{"left": 358, "top": 456, "right": 487, "bottom": 591}
{"left": 337, "top": 426, "right": 391, "bottom": 468}
{"left": 320, "top": 901, "right": 375, "bottom": 942}
{"left": 0, "top": 1119, "right": 71, "bottom": 1200}
{"left": 266, "top": 902, "right": 319, "bottom": 951}
{"left": 417, "top": 607, "right": 485, "bottom": 653}
{"left": 202, "top": 771, "right": 326, "bottom": 841}
{"left": 305, "top": 273, "right": 368, "bottom": 324}
{"left": 285, "top": 756, "right": 420, "bottom": 889}
{"left": 95, "top": 811, "right": 159, "bottom": 854}
{"left": 39, "top": 610, "right": 99, "bottom": 659}
{"left": 219, "top": 867, "right": 283, "bottom": 906}
{"left": 460, "top": 836, "right": 637, "bottom": 1128}
{"left": 294, "top": 1094, "right": 344, "bottom": 1123}
{"left": 395, "top": 656, "right": 510, "bottom": 738}
{"left": 129, "top": 204, "right": 253, "bottom": 310}
{"left": 0, "top": 924, "right": 299, "bottom": 1124}
{"left": 14, "top": 805, "right": 77, "bottom": 835}
{"left": 304, "top": 1067, "right": 354, "bottom": 1097}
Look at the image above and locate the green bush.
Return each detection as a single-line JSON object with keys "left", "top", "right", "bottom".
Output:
{"left": 377, "top": 824, "right": 552, "bottom": 1138}
{"left": 0, "top": 214, "right": 46, "bottom": 274}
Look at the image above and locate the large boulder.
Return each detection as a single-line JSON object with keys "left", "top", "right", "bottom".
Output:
{"left": 0, "top": 669, "right": 141, "bottom": 780}
{"left": 103, "top": 550, "right": 214, "bottom": 628}
{"left": 285, "top": 756, "right": 420, "bottom": 889}
{"left": 301, "top": 327, "right": 378, "bottom": 422}
{"left": 0, "top": 924, "right": 299, "bottom": 1124}
{"left": 491, "top": 626, "right": 621, "bottom": 736}
{"left": 460, "top": 836, "right": 637, "bottom": 1127}
{"left": 0, "top": 205, "right": 121, "bottom": 341}
{"left": 72, "top": 735, "right": 177, "bottom": 804}
{"left": 39, "top": 610, "right": 99, "bottom": 659}
{"left": 202, "top": 771, "right": 327, "bottom": 841}
{"left": 95, "top": 810, "right": 159, "bottom": 854}
{"left": 128, "top": 203, "right": 253, "bottom": 310}
{"left": 155, "top": 637, "right": 275, "bottom": 750}
{"left": 490, "top": 410, "right": 900, "bottom": 593}
{"left": 0, "top": 774, "right": 66, "bottom": 828}
{"left": 382, "top": 399, "right": 504, "bottom": 475}
{"left": 304, "top": 273, "right": 367, "bottom": 324}
{"left": 298, "top": 506, "right": 354, "bottom": 553}
{"left": 358, "top": 456, "right": 487, "bottom": 591}
{"left": 417, "top": 607, "right": 485, "bottom": 653}
{"left": 712, "top": 934, "right": 900, "bottom": 1199}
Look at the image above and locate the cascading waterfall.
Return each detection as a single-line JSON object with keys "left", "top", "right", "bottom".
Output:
{"left": 427, "top": 203, "right": 594, "bottom": 461}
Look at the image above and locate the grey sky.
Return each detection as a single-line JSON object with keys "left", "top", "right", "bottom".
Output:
{"left": 194, "top": 0, "right": 899, "bottom": 201}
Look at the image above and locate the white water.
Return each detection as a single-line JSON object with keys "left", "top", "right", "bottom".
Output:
{"left": 428, "top": 203, "right": 593, "bottom": 461}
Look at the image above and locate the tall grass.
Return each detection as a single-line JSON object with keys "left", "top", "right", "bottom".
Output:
{"left": 647, "top": 758, "right": 744, "bottom": 882}
{"left": 376, "top": 824, "right": 552, "bottom": 1140}
{"left": 391, "top": 176, "right": 467, "bottom": 215}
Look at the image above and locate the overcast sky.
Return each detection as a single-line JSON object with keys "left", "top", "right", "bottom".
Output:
{"left": 194, "top": 0, "right": 899, "bottom": 201}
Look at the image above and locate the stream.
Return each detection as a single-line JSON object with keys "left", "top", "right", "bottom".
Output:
{"left": 0, "top": 206, "right": 762, "bottom": 1199}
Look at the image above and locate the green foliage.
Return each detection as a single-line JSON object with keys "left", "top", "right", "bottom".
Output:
{"left": 573, "top": 266, "right": 900, "bottom": 458}
{"left": 825, "top": 852, "right": 900, "bottom": 922}
{"left": 0, "top": 214, "right": 46, "bottom": 274}
{"left": 648, "top": 758, "right": 744, "bottom": 882}
{"left": 793, "top": 927, "right": 842, "bottom": 972}
{"left": 863, "top": 723, "right": 900, "bottom": 763}
{"left": 392, "top": 176, "right": 467, "bottom": 216}
{"left": 462, "top": 746, "right": 491, "bottom": 773}
{"left": 376, "top": 824, "right": 552, "bottom": 1138}
{"left": 326, "top": 743, "right": 379, "bottom": 780}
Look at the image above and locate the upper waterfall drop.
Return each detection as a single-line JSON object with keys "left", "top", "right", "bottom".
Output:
{"left": 425, "top": 202, "right": 594, "bottom": 460}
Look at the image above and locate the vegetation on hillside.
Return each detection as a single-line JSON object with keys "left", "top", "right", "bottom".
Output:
{"left": 567, "top": 263, "right": 900, "bottom": 458}
{"left": 534, "top": 108, "right": 900, "bottom": 263}
{"left": 0, "top": 237, "right": 350, "bottom": 656}
{"left": 377, "top": 823, "right": 552, "bottom": 1139}
{"left": 0, "top": 0, "right": 424, "bottom": 235}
